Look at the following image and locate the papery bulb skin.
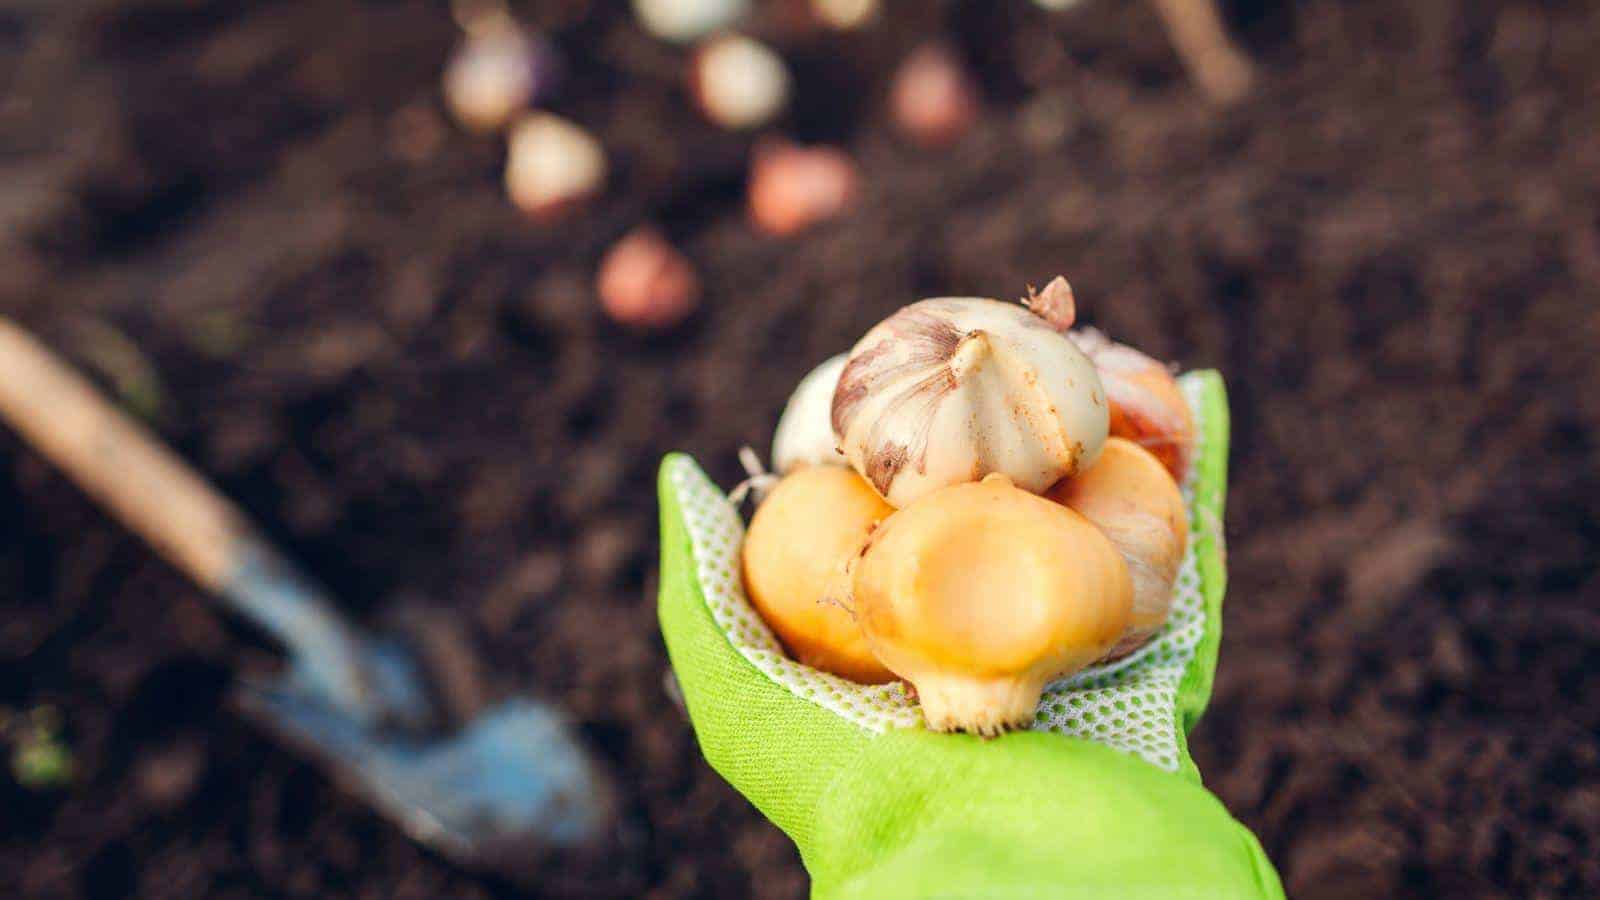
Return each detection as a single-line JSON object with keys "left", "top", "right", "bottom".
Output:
{"left": 772, "top": 354, "right": 848, "bottom": 473}
{"left": 1048, "top": 437, "right": 1188, "bottom": 659}
{"left": 741, "top": 467, "right": 896, "bottom": 683}
{"left": 1070, "top": 328, "right": 1194, "bottom": 480}
{"left": 831, "top": 293, "right": 1108, "bottom": 508}
{"left": 851, "top": 473, "right": 1132, "bottom": 734}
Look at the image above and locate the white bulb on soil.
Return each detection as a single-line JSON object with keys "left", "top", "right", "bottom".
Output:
{"left": 505, "top": 113, "right": 607, "bottom": 219}
{"left": 634, "top": 0, "right": 749, "bottom": 43}
{"left": 689, "top": 35, "right": 791, "bottom": 130}
{"left": 444, "top": 24, "right": 557, "bottom": 133}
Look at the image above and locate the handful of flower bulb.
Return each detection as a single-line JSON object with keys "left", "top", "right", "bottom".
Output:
{"left": 658, "top": 277, "right": 1283, "bottom": 896}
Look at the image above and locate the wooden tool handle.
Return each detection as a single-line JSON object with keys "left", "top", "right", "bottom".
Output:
{"left": 1150, "top": 0, "right": 1255, "bottom": 106}
{"left": 0, "top": 318, "right": 250, "bottom": 592}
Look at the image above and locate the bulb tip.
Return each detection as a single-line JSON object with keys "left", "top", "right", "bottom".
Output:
{"left": 948, "top": 330, "right": 991, "bottom": 380}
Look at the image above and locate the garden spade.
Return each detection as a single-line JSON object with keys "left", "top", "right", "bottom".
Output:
{"left": 0, "top": 318, "right": 614, "bottom": 876}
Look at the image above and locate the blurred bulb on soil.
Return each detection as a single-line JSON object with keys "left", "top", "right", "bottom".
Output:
{"left": 1069, "top": 328, "right": 1195, "bottom": 481}
{"left": 505, "top": 112, "right": 607, "bottom": 220}
{"left": 633, "top": 0, "right": 749, "bottom": 43}
{"left": 741, "top": 466, "right": 896, "bottom": 683}
{"left": 1047, "top": 437, "right": 1188, "bottom": 660}
{"left": 597, "top": 227, "right": 701, "bottom": 330}
{"left": 688, "top": 34, "right": 791, "bottom": 131}
{"left": 443, "top": 18, "right": 560, "bottom": 133}
{"left": 811, "top": 0, "right": 880, "bottom": 30}
{"left": 890, "top": 44, "right": 981, "bottom": 147}
{"left": 747, "top": 139, "right": 860, "bottom": 237}
{"left": 852, "top": 473, "right": 1132, "bottom": 734}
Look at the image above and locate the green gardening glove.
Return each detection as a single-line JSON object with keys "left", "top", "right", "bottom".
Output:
{"left": 658, "top": 371, "right": 1283, "bottom": 898}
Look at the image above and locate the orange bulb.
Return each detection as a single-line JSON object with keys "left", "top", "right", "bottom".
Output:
{"left": 741, "top": 467, "right": 895, "bottom": 683}
{"left": 852, "top": 474, "right": 1131, "bottom": 734}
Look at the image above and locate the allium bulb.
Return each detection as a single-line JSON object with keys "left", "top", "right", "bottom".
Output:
{"left": 831, "top": 285, "right": 1109, "bottom": 507}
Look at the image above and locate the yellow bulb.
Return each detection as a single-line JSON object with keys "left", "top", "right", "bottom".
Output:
{"left": 741, "top": 467, "right": 895, "bottom": 683}
{"left": 852, "top": 473, "right": 1132, "bottom": 734}
{"left": 1048, "top": 437, "right": 1188, "bottom": 659}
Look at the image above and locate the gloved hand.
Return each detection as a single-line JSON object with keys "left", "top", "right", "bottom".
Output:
{"left": 658, "top": 371, "right": 1283, "bottom": 898}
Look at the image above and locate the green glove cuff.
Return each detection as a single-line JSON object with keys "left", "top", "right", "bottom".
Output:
{"left": 659, "top": 371, "right": 1283, "bottom": 898}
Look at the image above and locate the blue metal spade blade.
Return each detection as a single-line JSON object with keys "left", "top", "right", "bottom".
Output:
{"left": 219, "top": 544, "right": 616, "bottom": 872}
{"left": 238, "top": 680, "right": 614, "bottom": 866}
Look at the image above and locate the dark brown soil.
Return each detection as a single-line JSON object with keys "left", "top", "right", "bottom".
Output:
{"left": 2, "top": 0, "right": 1598, "bottom": 897}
